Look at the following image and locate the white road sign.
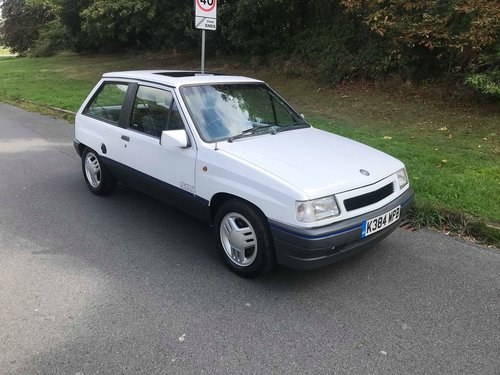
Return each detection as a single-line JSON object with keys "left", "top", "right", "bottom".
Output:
{"left": 195, "top": 0, "right": 217, "bottom": 31}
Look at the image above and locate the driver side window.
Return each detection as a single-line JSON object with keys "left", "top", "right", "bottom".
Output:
{"left": 131, "top": 86, "right": 184, "bottom": 137}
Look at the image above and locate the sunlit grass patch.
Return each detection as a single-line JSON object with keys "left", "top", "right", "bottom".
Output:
{"left": 0, "top": 46, "right": 14, "bottom": 57}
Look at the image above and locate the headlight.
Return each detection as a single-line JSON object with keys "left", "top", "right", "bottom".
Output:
{"left": 397, "top": 168, "right": 409, "bottom": 189}
{"left": 296, "top": 196, "right": 340, "bottom": 223}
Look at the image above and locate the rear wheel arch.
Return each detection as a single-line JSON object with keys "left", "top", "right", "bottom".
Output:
{"left": 75, "top": 142, "right": 87, "bottom": 157}
{"left": 81, "top": 147, "right": 117, "bottom": 196}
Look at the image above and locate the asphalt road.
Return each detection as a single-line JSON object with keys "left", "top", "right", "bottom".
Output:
{"left": 0, "top": 103, "right": 499, "bottom": 375}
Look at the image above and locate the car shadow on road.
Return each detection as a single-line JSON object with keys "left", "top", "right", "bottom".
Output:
{"left": 108, "top": 183, "right": 384, "bottom": 285}
{"left": 67, "top": 178, "right": 395, "bottom": 291}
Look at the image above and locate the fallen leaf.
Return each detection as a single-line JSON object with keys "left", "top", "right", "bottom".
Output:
{"left": 383, "top": 136, "right": 392, "bottom": 140}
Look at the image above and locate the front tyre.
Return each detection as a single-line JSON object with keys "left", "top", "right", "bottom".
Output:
{"left": 81, "top": 148, "right": 116, "bottom": 195}
{"left": 214, "top": 199, "right": 275, "bottom": 278}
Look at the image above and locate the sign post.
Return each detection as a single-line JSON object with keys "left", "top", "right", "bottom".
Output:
{"left": 195, "top": 0, "right": 217, "bottom": 74}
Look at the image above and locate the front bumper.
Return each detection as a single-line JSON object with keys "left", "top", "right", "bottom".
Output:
{"left": 269, "top": 188, "right": 414, "bottom": 270}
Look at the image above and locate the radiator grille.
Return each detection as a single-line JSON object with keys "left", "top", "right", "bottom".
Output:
{"left": 344, "top": 183, "right": 394, "bottom": 211}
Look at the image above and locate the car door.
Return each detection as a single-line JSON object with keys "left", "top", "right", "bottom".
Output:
{"left": 118, "top": 84, "right": 199, "bottom": 212}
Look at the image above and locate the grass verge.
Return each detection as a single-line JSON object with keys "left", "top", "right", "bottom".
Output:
{"left": 0, "top": 52, "right": 498, "bottom": 247}
{"left": 407, "top": 202, "right": 500, "bottom": 247}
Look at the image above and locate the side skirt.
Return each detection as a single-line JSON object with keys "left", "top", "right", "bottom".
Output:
{"left": 102, "top": 156, "right": 212, "bottom": 224}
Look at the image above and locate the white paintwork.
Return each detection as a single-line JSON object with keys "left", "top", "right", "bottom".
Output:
{"left": 75, "top": 71, "right": 411, "bottom": 229}
{"left": 101, "top": 71, "right": 262, "bottom": 89}
{"left": 161, "top": 129, "right": 189, "bottom": 148}
{"left": 216, "top": 127, "right": 403, "bottom": 197}
{"left": 120, "top": 128, "right": 197, "bottom": 196}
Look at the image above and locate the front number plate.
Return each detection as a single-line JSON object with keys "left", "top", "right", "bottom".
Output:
{"left": 361, "top": 205, "right": 401, "bottom": 238}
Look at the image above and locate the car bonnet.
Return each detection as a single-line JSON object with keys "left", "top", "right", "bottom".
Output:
{"left": 217, "top": 127, "right": 404, "bottom": 199}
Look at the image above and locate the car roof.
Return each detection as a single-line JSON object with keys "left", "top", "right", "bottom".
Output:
{"left": 102, "top": 70, "right": 263, "bottom": 88}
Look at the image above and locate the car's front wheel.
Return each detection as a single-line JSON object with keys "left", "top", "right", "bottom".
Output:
{"left": 81, "top": 148, "right": 116, "bottom": 195}
{"left": 214, "top": 199, "right": 275, "bottom": 278}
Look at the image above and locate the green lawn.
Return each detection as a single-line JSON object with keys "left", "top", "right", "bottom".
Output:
{"left": 0, "top": 53, "right": 498, "bottom": 242}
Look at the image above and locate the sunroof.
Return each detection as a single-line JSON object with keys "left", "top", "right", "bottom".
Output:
{"left": 154, "top": 71, "right": 200, "bottom": 77}
{"left": 154, "top": 71, "right": 224, "bottom": 77}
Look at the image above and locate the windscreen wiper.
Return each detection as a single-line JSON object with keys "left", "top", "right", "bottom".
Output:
{"left": 272, "top": 122, "right": 310, "bottom": 134}
{"left": 227, "top": 124, "right": 276, "bottom": 143}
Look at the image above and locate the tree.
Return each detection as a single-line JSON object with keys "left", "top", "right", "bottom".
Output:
{"left": 55, "top": 0, "right": 91, "bottom": 49}
{"left": 218, "top": 0, "right": 295, "bottom": 55}
{"left": 340, "top": 0, "right": 500, "bottom": 80}
{"left": 80, "top": 0, "right": 195, "bottom": 51}
{"left": 0, "top": 18, "right": 4, "bottom": 46}
{"left": 0, "top": 0, "right": 54, "bottom": 54}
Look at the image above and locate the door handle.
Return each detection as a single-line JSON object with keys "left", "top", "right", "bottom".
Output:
{"left": 121, "top": 135, "right": 130, "bottom": 142}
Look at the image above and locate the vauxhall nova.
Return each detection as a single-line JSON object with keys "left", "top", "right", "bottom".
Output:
{"left": 74, "top": 71, "right": 414, "bottom": 277}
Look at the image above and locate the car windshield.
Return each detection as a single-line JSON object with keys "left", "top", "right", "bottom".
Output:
{"left": 181, "top": 83, "right": 309, "bottom": 142}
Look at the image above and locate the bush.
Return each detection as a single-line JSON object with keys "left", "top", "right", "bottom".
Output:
{"left": 340, "top": 0, "right": 500, "bottom": 87}
{"left": 30, "top": 19, "right": 72, "bottom": 57}
{"left": 292, "top": 22, "right": 388, "bottom": 83}
{"left": 466, "top": 73, "right": 500, "bottom": 99}
{"left": 465, "top": 45, "right": 500, "bottom": 99}
{"left": 79, "top": 0, "right": 197, "bottom": 51}
{"left": 219, "top": 0, "right": 294, "bottom": 56}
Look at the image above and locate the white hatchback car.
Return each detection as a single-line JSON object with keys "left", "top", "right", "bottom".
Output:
{"left": 74, "top": 71, "right": 414, "bottom": 277}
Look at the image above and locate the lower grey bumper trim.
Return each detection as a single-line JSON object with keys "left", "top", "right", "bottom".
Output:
{"left": 269, "top": 188, "right": 414, "bottom": 270}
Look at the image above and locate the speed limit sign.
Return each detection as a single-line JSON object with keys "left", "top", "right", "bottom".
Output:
{"left": 195, "top": 0, "right": 217, "bottom": 30}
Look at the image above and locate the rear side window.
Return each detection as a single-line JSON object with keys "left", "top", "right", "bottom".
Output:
{"left": 83, "top": 83, "right": 129, "bottom": 124}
